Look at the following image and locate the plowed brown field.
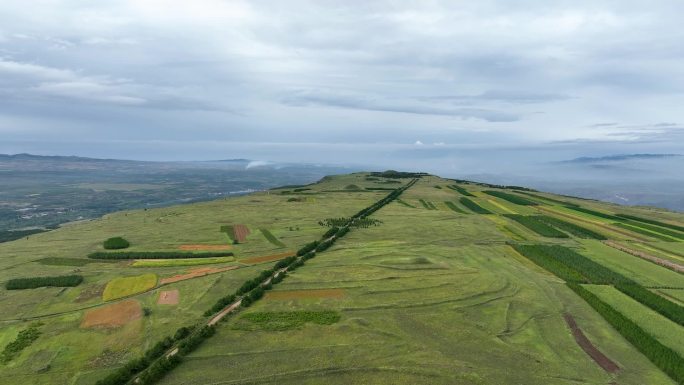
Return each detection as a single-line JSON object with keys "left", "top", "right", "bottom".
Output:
{"left": 564, "top": 313, "right": 620, "bottom": 373}
{"left": 160, "top": 266, "right": 239, "bottom": 284}
{"left": 81, "top": 299, "right": 142, "bottom": 328}
{"left": 233, "top": 224, "right": 250, "bottom": 242}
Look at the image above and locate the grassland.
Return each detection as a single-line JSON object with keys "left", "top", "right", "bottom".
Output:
{"left": 0, "top": 172, "right": 682, "bottom": 385}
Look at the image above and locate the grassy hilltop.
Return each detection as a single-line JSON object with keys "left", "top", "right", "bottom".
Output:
{"left": 0, "top": 172, "right": 683, "bottom": 385}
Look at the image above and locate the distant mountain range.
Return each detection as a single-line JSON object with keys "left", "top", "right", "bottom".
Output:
{"left": 559, "top": 153, "right": 682, "bottom": 163}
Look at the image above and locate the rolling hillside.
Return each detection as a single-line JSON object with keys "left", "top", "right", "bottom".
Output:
{"left": 0, "top": 172, "right": 683, "bottom": 385}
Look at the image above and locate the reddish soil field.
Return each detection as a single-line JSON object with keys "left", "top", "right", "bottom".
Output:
{"left": 81, "top": 299, "right": 142, "bottom": 328}
{"left": 160, "top": 266, "right": 239, "bottom": 284}
{"left": 265, "top": 288, "right": 345, "bottom": 300}
{"left": 178, "top": 244, "right": 232, "bottom": 251}
{"left": 564, "top": 313, "right": 620, "bottom": 373}
{"left": 233, "top": 224, "right": 250, "bottom": 243}
{"left": 158, "top": 289, "right": 179, "bottom": 305}
{"left": 240, "top": 251, "right": 295, "bottom": 264}
{"left": 603, "top": 240, "right": 684, "bottom": 273}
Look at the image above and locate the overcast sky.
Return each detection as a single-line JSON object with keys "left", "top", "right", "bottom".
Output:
{"left": 1, "top": 1, "right": 683, "bottom": 174}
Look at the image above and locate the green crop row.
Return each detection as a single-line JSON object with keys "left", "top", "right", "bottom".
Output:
{"left": 446, "top": 185, "right": 474, "bottom": 196}
{"left": 419, "top": 199, "right": 437, "bottom": 210}
{"left": 444, "top": 201, "right": 467, "bottom": 214}
{"left": 616, "top": 214, "right": 684, "bottom": 233}
{"left": 513, "top": 244, "right": 684, "bottom": 330}
{"left": 534, "top": 216, "right": 606, "bottom": 239}
{"left": 504, "top": 215, "right": 568, "bottom": 238}
{"left": 483, "top": 190, "right": 538, "bottom": 206}
{"left": 459, "top": 197, "right": 491, "bottom": 214}
{"left": 613, "top": 223, "right": 677, "bottom": 241}
{"left": 564, "top": 205, "right": 620, "bottom": 220}
{"left": 259, "top": 228, "right": 286, "bottom": 247}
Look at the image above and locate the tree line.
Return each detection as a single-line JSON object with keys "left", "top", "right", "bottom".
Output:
{"left": 6, "top": 275, "right": 83, "bottom": 290}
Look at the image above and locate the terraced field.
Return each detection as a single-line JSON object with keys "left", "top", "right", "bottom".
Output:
{"left": 0, "top": 173, "right": 683, "bottom": 385}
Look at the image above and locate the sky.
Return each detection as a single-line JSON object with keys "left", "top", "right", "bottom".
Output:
{"left": 1, "top": 0, "right": 683, "bottom": 175}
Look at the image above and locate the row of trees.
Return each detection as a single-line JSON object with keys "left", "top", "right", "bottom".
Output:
{"left": 94, "top": 323, "right": 197, "bottom": 385}
{"left": 504, "top": 215, "right": 568, "bottom": 238}
{"left": 483, "top": 190, "right": 538, "bottom": 206}
{"left": 568, "top": 283, "right": 684, "bottom": 383}
{"left": 102, "top": 179, "right": 419, "bottom": 385}
{"left": 88, "top": 251, "right": 233, "bottom": 260}
{"left": 6, "top": 275, "right": 83, "bottom": 290}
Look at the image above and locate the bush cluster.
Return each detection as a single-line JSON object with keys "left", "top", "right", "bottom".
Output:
{"left": 103, "top": 237, "right": 130, "bottom": 250}
{"left": 0, "top": 323, "right": 42, "bottom": 363}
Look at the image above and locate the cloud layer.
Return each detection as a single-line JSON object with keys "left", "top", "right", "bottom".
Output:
{"left": 1, "top": 0, "right": 683, "bottom": 172}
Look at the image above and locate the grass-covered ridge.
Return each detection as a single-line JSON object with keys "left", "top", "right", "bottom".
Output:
{"left": 1, "top": 172, "right": 683, "bottom": 385}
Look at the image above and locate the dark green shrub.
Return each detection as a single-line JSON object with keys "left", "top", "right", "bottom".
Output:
{"left": 103, "top": 236, "right": 130, "bottom": 250}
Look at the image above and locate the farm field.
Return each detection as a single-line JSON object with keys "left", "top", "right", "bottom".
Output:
{"left": 0, "top": 172, "right": 682, "bottom": 385}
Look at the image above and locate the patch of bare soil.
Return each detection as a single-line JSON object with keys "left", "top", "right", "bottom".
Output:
{"left": 81, "top": 299, "right": 142, "bottom": 329}
{"left": 159, "top": 266, "right": 239, "bottom": 285}
{"left": 158, "top": 289, "right": 179, "bottom": 305}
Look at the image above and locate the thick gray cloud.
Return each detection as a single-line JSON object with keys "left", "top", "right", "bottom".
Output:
{"left": 1, "top": 0, "right": 683, "bottom": 175}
